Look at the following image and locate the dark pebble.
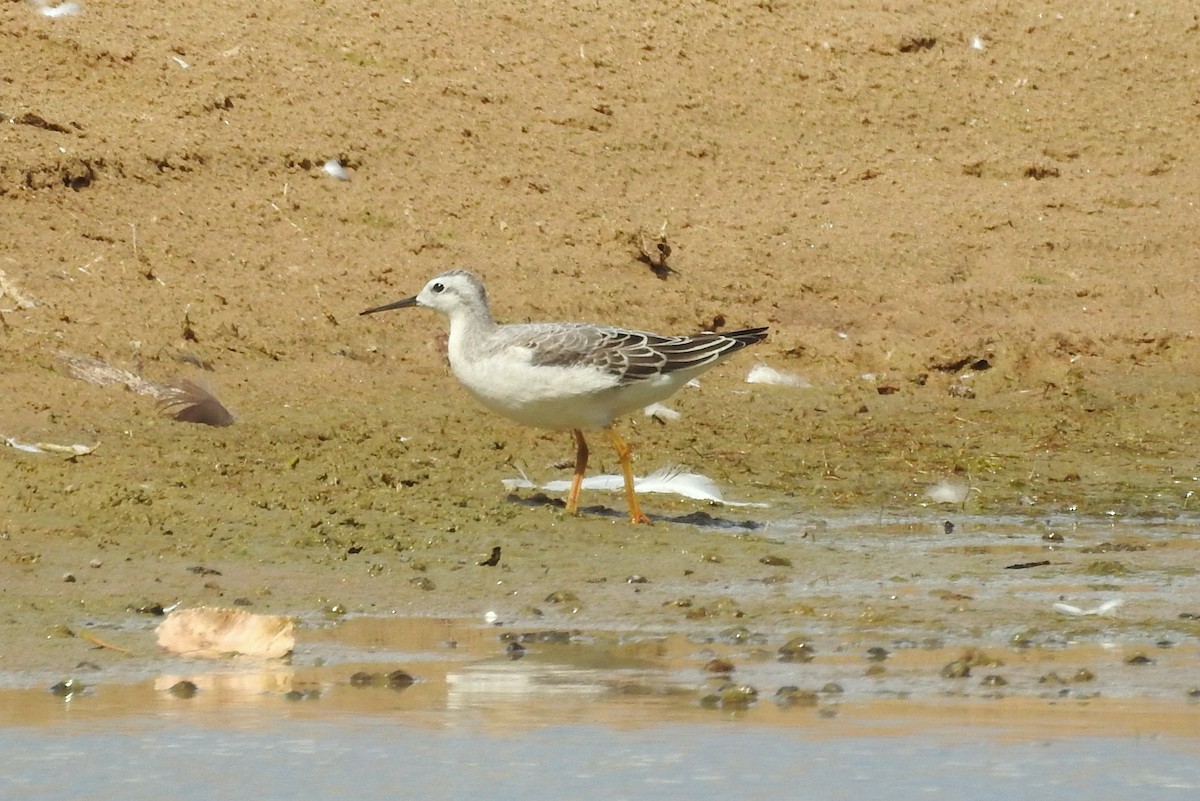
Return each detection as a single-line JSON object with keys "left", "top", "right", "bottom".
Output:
{"left": 941, "top": 659, "right": 972, "bottom": 679}
{"left": 778, "top": 637, "right": 817, "bottom": 663}
{"left": 775, "top": 686, "right": 819, "bottom": 708}
{"left": 386, "top": 670, "right": 415, "bottom": 689}
{"left": 349, "top": 671, "right": 377, "bottom": 687}
{"left": 49, "top": 679, "right": 83, "bottom": 697}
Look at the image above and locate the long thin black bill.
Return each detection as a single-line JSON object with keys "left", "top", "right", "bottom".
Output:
{"left": 360, "top": 295, "right": 419, "bottom": 316}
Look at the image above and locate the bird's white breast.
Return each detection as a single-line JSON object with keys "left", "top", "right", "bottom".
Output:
{"left": 449, "top": 338, "right": 699, "bottom": 430}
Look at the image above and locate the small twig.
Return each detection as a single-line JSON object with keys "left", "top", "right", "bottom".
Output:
{"left": 269, "top": 195, "right": 303, "bottom": 232}
{"left": 80, "top": 629, "right": 135, "bottom": 655}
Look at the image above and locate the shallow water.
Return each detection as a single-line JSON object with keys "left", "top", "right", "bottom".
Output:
{"left": 7, "top": 718, "right": 1200, "bottom": 801}
{"left": 3, "top": 512, "right": 1198, "bottom": 799}
{"left": 4, "top": 611, "right": 1199, "bottom": 800}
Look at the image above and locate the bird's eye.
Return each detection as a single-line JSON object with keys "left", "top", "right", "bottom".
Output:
{"left": 431, "top": 282, "right": 445, "bottom": 293}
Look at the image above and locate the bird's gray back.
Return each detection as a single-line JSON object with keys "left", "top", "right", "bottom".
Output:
{"left": 493, "top": 321, "right": 765, "bottom": 385}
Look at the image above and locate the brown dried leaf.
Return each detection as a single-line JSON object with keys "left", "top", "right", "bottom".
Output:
{"left": 155, "top": 607, "right": 294, "bottom": 659}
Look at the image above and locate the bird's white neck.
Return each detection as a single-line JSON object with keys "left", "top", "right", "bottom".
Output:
{"left": 446, "top": 305, "right": 499, "bottom": 367}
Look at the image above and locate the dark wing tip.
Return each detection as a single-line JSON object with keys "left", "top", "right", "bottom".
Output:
{"left": 725, "top": 326, "right": 770, "bottom": 346}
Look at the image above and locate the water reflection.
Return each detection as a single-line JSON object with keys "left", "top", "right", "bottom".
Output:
{"left": 4, "top": 616, "right": 1198, "bottom": 734}
{"left": 3, "top": 614, "right": 1199, "bottom": 799}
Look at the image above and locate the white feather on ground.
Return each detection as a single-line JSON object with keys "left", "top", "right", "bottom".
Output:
{"left": 503, "top": 465, "right": 767, "bottom": 507}
{"left": 30, "top": 1, "right": 82, "bottom": 18}
{"left": 323, "top": 159, "right": 352, "bottom": 180}
{"left": 0, "top": 267, "right": 39, "bottom": 310}
{"left": 3, "top": 436, "right": 96, "bottom": 456}
{"left": 59, "top": 351, "right": 175, "bottom": 400}
{"left": 1052, "top": 599, "right": 1124, "bottom": 617}
{"left": 643, "top": 402, "right": 681, "bottom": 421}
{"left": 925, "top": 480, "right": 970, "bottom": 504}
{"left": 746, "top": 363, "right": 810, "bottom": 388}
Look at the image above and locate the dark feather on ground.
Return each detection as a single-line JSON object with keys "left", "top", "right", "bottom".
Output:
{"left": 158, "top": 379, "right": 235, "bottom": 426}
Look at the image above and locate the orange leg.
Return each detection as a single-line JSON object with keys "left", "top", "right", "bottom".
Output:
{"left": 606, "top": 428, "right": 652, "bottom": 525}
{"left": 565, "top": 428, "right": 588, "bottom": 515}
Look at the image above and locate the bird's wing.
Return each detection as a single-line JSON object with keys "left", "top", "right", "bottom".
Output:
{"left": 522, "top": 324, "right": 759, "bottom": 385}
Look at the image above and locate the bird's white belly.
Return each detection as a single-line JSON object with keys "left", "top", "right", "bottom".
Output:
{"left": 450, "top": 351, "right": 688, "bottom": 431}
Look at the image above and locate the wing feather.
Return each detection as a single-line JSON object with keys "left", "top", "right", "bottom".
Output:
{"left": 523, "top": 324, "right": 768, "bottom": 385}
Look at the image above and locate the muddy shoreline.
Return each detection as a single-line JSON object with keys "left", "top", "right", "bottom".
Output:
{"left": 3, "top": 2, "right": 1199, "bottom": 714}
